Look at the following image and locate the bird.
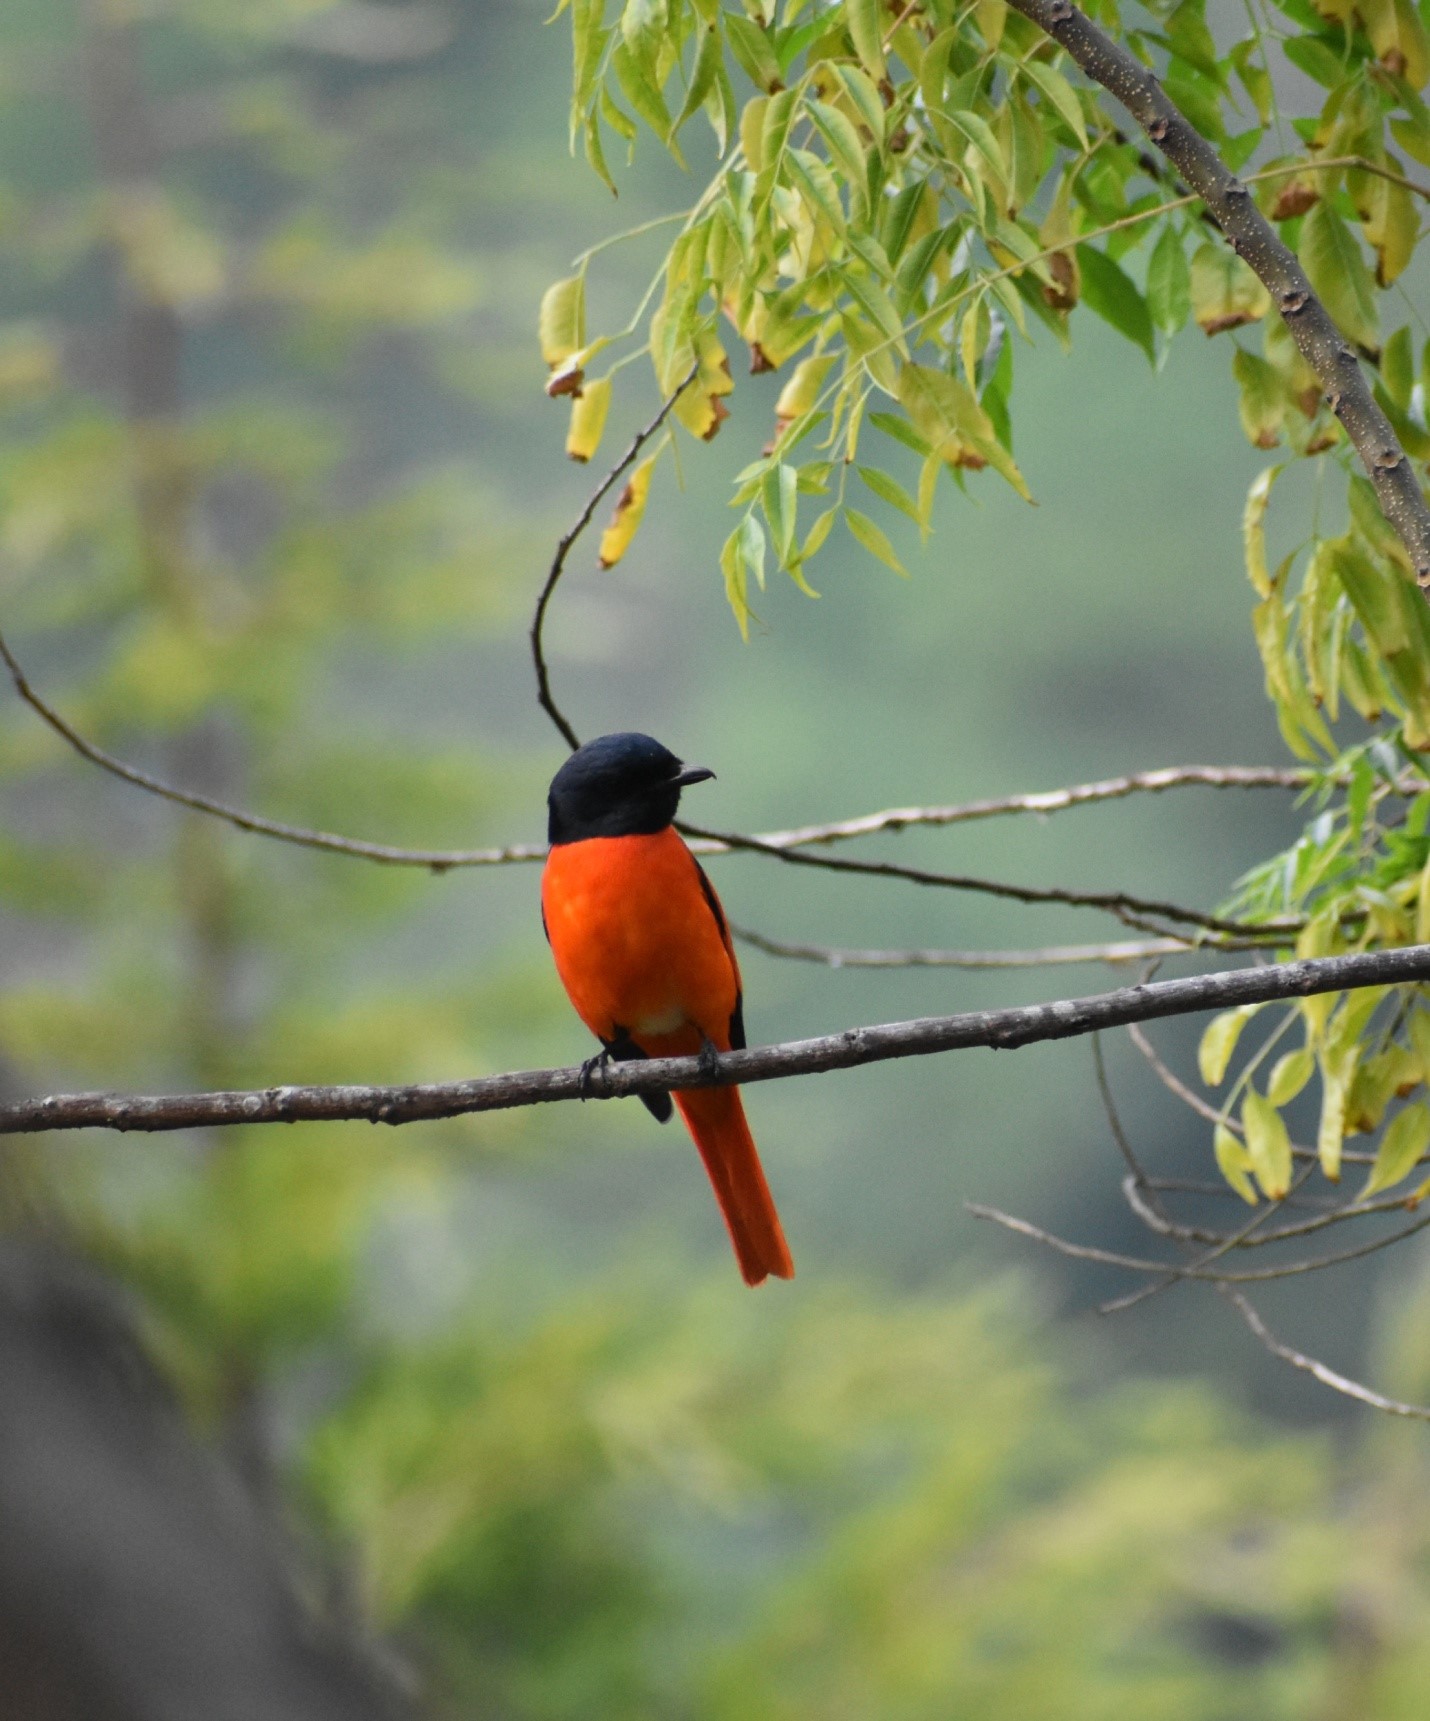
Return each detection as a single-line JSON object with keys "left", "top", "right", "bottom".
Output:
{"left": 542, "top": 732, "right": 794, "bottom": 1287}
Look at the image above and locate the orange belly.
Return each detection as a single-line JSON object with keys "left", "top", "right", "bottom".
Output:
{"left": 542, "top": 828, "right": 739, "bottom": 1054}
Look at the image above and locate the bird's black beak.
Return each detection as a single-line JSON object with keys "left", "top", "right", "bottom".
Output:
{"left": 674, "top": 764, "right": 715, "bottom": 787}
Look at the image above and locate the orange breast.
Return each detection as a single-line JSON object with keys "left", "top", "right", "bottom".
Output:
{"left": 542, "top": 828, "right": 740, "bottom": 1054}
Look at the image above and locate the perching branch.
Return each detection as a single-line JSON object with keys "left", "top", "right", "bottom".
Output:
{"left": 4, "top": 944, "right": 1429, "bottom": 1137}
{"left": 1007, "top": 0, "right": 1430, "bottom": 587}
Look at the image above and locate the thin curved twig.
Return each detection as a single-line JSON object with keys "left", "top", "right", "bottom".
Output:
{"left": 1218, "top": 1285, "right": 1430, "bottom": 1419}
{"left": 0, "top": 637, "right": 1346, "bottom": 911}
{"left": 968, "top": 1198, "right": 1430, "bottom": 1282}
{"left": 733, "top": 925, "right": 1204, "bottom": 968}
{"left": 685, "top": 819, "right": 1297, "bottom": 938}
{"left": 0, "top": 628, "right": 1320, "bottom": 932}
{"left": 734, "top": 766, "right": 1328, "bottom": 850}
{"left": 0, "top": 630, "right": 550, "bottom": 873}
{"left": 1093, "top": 1031, "right": 1430, "bottom": 1415}
{"left": 530, "top": 363, "right": 698, "bottom": 751}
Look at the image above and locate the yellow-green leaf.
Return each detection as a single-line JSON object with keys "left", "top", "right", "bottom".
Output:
{"left": 539, "top": 274, "right": 586, "bottom": 368}
{"left": 1199, "top": 1005, "right": 1256, "bottom": 1086}
{"left": 565, "top": 377, "right": 611, "bottom": 462}
{"left": 844, "top": 506, "right": 907, "bottom": 575}
{"left": 1190, "top": 240, "right": 1271, "bottom": 335}
{"left": 1214, "top": 1123, "right": 1259, "bottom": 1205}
{"left": 598, "top": 454, "right": 657, "bottom": 568}
{"left": 1268, "top": 1046, "right": 1315, "bottom": 1106}
{"left": 1242, "top": 1089, "right": 1293, "bottom": 1199}
{"left": 1362, "top": 1100, "right": 1430, "bottom": 1197}
{"left": 1299, "top": 203, "right": 1379, "bottom": 354}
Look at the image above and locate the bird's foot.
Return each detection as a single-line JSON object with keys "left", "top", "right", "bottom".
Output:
{"left": 696, "top": 1036, "right": 723, "bottom": 1082}
{"left": 579, "top": 1048, "right": 613, "bottom": 1099}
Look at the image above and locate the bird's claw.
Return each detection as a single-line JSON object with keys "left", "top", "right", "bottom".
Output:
{"left": 697, "top": 1036, "right": 723, "bottom": 1082}
{"left": 579, "top": 1048, "right": 612, "bottom": 1099}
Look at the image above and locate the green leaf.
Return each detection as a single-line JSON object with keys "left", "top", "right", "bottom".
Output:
{"left": 843, "top": 267, "right": 908, "bottom": 354}
{"left": 808, "top": 97, "right": 868, "bottom": 188}
{"left": 1019, "top": 59, "right": 1087, "bottom": 149}
{"left": 1232, "top": 348, "right": 1287, "bottom": 449}
{"left": 1281, "top": 34, "right": 1347, "bottom": 88}
{"left": 868, "top": 410, "right": 932, "bottom": 455}
{"left": 739, "top": 509, "right": 768, "bottom": 590}
{"left": 1242, "top": 1089, "right": 1293, "bottom": 1200}
{"left": 1077, "top": 245, "right": 1155, "bottom": 363}
{"left": 674, "top": 25, "right": 722, "bottom": 134}
{"left": 940, "top": 106, "right": 1008, "bottom": 184}
{"left": 762, "top": 461, "right": 799, "bottom": 565}
{"left": 896, "top": 362, "right": 1032, "bottom": 500}
{"left": 1146, "top": 225, "right": 1191, "bottom": 338}
{"left": 725, "top": 11, "right": 784, "bottom": 92}
{"left": 834, "top": 64, "right": 887, "bottom": 145}
{"left": 1299, "top": 203, "right": 1379, "bottom": 354}
{"left": 1362, "top": 1101, "right": 1430, "bottom": 1197}
{"left": 858, "top": 464, "right": 922, "bottom": 525}
{"left": 847, "top": 0, "right": 887, "bottom": 79}
{"left": 720, "top": 522, "right": 755, "bottom": 638}
{"left": 787, "top": 148, "right": 848, "bottom": 235}
{"left": 613, "top": 40, "right": 680, "bottom": 154}
{"left": 844, "top": 506, "right": 908, "bottom": 575}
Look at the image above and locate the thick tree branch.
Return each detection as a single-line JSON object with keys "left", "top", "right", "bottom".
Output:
{"left": 1007, "top": 0, "right": 1430, "bottom": 586}
{"left": 4, "top": 944, "right": 1429, "bottom": 1137}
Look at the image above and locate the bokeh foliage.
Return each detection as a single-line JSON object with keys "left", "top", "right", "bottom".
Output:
{"left": 1, "top": 0, "right": 1430, "bottom": 1714}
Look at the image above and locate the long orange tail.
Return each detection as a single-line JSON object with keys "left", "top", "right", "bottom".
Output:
{"left": 675, "top": 1085, "right": 794, "bottom": 1286}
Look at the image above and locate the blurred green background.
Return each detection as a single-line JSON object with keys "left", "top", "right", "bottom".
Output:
{"left": 4, "top": 0, "right": 1430, "bottom": 1714}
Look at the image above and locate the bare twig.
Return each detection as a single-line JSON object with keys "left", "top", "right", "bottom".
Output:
{"left": 5, "top": 614, "right": 1329, "bottom": 893}
{"left": 1083, "top": 1040, "right": 1430, "bottom": 1416}
{"left": 4, "top": 945, "right": 1430, "bottom": 1137}
{"left": 732, "top": 766, "right": 1329, "bottom": 851}
{"left": 1005, "top": 0, "right": 1430, "bottom": 585}
{"left": 1219, "top": 1285, "right": 1430, "bottom": 1419}
{"left": 733, "top": 925, "right": 1204, "bottom": 968}
{"left": 684, "top": 819, "right": 1296, "bottom": 938}
{"left": 530, "top": 365, "right": 698, "bottom": 751}
{"left": 0, "top": 629, "right": 550, "bottom": 873}
{"left": 968, "top": 1197, "right": 1430, "bottom": 1282}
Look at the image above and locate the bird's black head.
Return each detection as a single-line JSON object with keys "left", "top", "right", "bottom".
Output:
{"left": 547, "top": 732, "right": 715, "bottom": 844}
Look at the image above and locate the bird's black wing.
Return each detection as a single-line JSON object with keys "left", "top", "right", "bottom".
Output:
{"left": 693, "top": 860, "right": 745, "bottom": 1051}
